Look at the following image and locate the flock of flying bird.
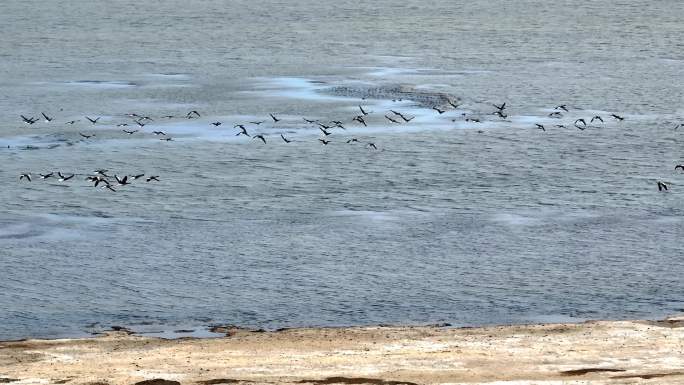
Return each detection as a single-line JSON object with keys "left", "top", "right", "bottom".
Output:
{"left": 14, "top": 96, "right": 684, "bottom": 192}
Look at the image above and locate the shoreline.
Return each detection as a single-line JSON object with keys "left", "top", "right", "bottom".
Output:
{"left": 1, "top": 316, "right": 683, "bottom": 385}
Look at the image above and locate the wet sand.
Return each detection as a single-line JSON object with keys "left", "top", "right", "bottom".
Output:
{"left": 1, "top": 318, "right": 683, "bottom": 385}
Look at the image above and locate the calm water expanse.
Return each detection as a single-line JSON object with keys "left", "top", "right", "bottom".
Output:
{"left": 1, "top": 0, "right": 684, "bottom": 340}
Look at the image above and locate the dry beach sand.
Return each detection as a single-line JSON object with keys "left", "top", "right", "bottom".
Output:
{"left": 1, "top": 317, "right": 684, "bottom": 385}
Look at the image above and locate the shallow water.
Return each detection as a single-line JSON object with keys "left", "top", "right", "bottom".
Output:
{"left": 1, "top": 0, "right": 684, "bottom": 340}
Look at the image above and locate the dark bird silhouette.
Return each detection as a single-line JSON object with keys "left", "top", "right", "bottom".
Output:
{"left": 123, "top": 129, "right": 138, "bottom": 135}
{"left": 19, "top": 173, "right": 31, "bottom": 181}
{"left": 574, "top": 119, "right": 587, "bottom": 130}
{"left": 87, "top": 176, "right": 109, "bottom": 187}
{"left": 359, "top": 105, "right": 371, "bottom": 116}
{"left": 447, "top": 100, "right": 461, "bottom": 108}
{"left": 555, "top": 104, "right": 569, "bottom": 112}
{"left": 40, "top": 172, "right": 54, "bottom": 179}
{"left": 352, "top": 116, "right": 367, "bottom": 126}
{"left": 391, "top": 110, "right": 414, "bottom": 122}
{"left": 269, "top": 113, "right": 280, "bottom": 122}
{"left": 58, "top": 172, "right": 74, "bottom": 182}
{"left": 250, "top": 121, "right": 265, "bottom": 125}
{"left": 41, "top": 112, "right": 53, "bottom": 122}
{"left": 319, "top": 127, "right": 331, "bottom": 136}
{"left": 548, "top": 111, "right": 563, "bottom": 118}
{"left": 115, "top": 175, "right": 130, "bottom": 186}
{"left": 152, "top": 131, "right": 166, "bottom": 135}
{"left": 591, "top": 115, "right": 604, "bottom": 123}
{"left": 21, "top": 115, "right": 38, "bottom": 124}
{"left": 385, "top": 115, "right": 401, "bottom": 124}
{"left": 280, "top": 134, "right": 291, "bottom": 143}
{"left": 146, "top": 176, "right": 160, "bottom": 182}
{"left": 134, "top": 120, "right": 145, "bottom": 128}
{"left": 611, "top": 114, "right": 625, "bottom": 121}
{"left": 493, "top": 102, "right": 506, "bottom": 111}
{"left": 253, "top": 134, "right": 267, "bottom": 144}
{"left": 367, "top": 142, "right": 378, "bottom": 150}
{"left": 211, "top": 121, "right": 222, "bottom": 127}
{"left": 465, "top": 118, "right": 481, "bottom": 123}
{"left": 79, "top": 132, "right": 95, "bottom": 139}
{"left": 131, "top": 174, "right": 145, "bottom": 180}
{"left": 675, "top": 165, "right": 684, "bottom": 171}
{"left": 432, "top": 106, "right": 446, "bottom": 114}
{"left": 556, "top": 124, "right": 566, "bottom": 128}
{"left": 318, "top": 122, "right": 333, "bottom": 130}
{"left": 494, "top": 110, "right": 508, "bottom": 119}
{"left": 346, "top": 138, "right": 359, "bottom": 144}
{"left": 160, "top": 137, "right": 174, "bottom": 141}
{"left": 66, "top": 120, "right": 78, "bottom": 124}
{"left": 186, "top": 110, "right": 201, "bottom": 118}
{"left": 318, "top": 139, "right": 330, "bottom": 145}
{"left": 117, "top": 123, "right": 129, "bottom": 127}
{"left": 535, "top": 124, "right": 546, "bottom": 131}
{"left": 235, "top": 125, "right": 250, "bottom": 136}
{"left": 657, "top": 181, "right": 668, "bottom": 191}
{"left": 105, "top": 185, "right": 117, "bottom": 192}
{"left": 85, "top": 116, "right": 100, "bottom": 124}
{"left": 303, "top": 118, "right": 317, "bottom": 124}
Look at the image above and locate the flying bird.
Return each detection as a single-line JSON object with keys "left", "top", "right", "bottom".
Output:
{"left": 21, "top": 115, "right": 38, "bottom": 124}
{"left": 611, "top": 114, "right": 625, "bottom": 121}
{"left": 235, "top": 125, "right": 250, "bottom": 136}
{"left": 280, "top": 134, "right": 291, "bottom": 143}
{"left": 41, "top": 112, "right": 53, "bottom": 122}
{"left": 85, "top": 116, "right": 100, "bottom": 124}
{"left": 359, "top": 106, "right": 371, "bottom": 116}
{"left": 657, "top": 181, "right": 668, "bottom": 191}
{"left": 79, "top": 132, "right": 95, "bottom": 139}
{"left": 591, "top": 115, "right": 604, "bottom": 123}
{"left": 19, "top": 173, "right": 31, "bottom": 181}
{"left": 269, "top": 113, "right": 280, "bottom": 122}
{"left": 432, "top": 106, "right": 446, "bottom": 114}
{"left": 385, "top": 115, "right": 401, "bottom": 124}
{"left": 146, "top": 176, "right": 160, "bottom": 182}
{"left": 115, "top": 175, "right": 130, "bottom": 186}
{"left": 318, "top": 139, "right": 330, "bottom": 145}
{"left": 253, "top": 134, "right": 267, "bottom": 144}
{"left": 493, "top": 102, "right": 506, "bottom": 111}
{"left": 211, "top": 121, "right": 222, "bottom": 127}
{"left": 58, "top": 172, "right": 74, "bottom": 182}
{"left": 186, "top": 110, "right": 201, "bottom": 118}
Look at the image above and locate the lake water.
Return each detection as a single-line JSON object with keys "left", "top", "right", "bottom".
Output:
{"left": 1, "top": 0, "right": 684, "bottom": 340}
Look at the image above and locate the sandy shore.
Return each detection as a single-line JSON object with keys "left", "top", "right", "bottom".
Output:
{"left": 1, "top": 318, "right": 683, "bottom": 385}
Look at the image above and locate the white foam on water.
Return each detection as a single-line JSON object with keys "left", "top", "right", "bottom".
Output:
{"left": 491, "top": 213, "right": 543, "bottom": 227}
{"left": 62, "top": 80, "right": 137, "bottom": 89}
{"left": 247, "top": 77, "right": 358, "bottom": 102}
